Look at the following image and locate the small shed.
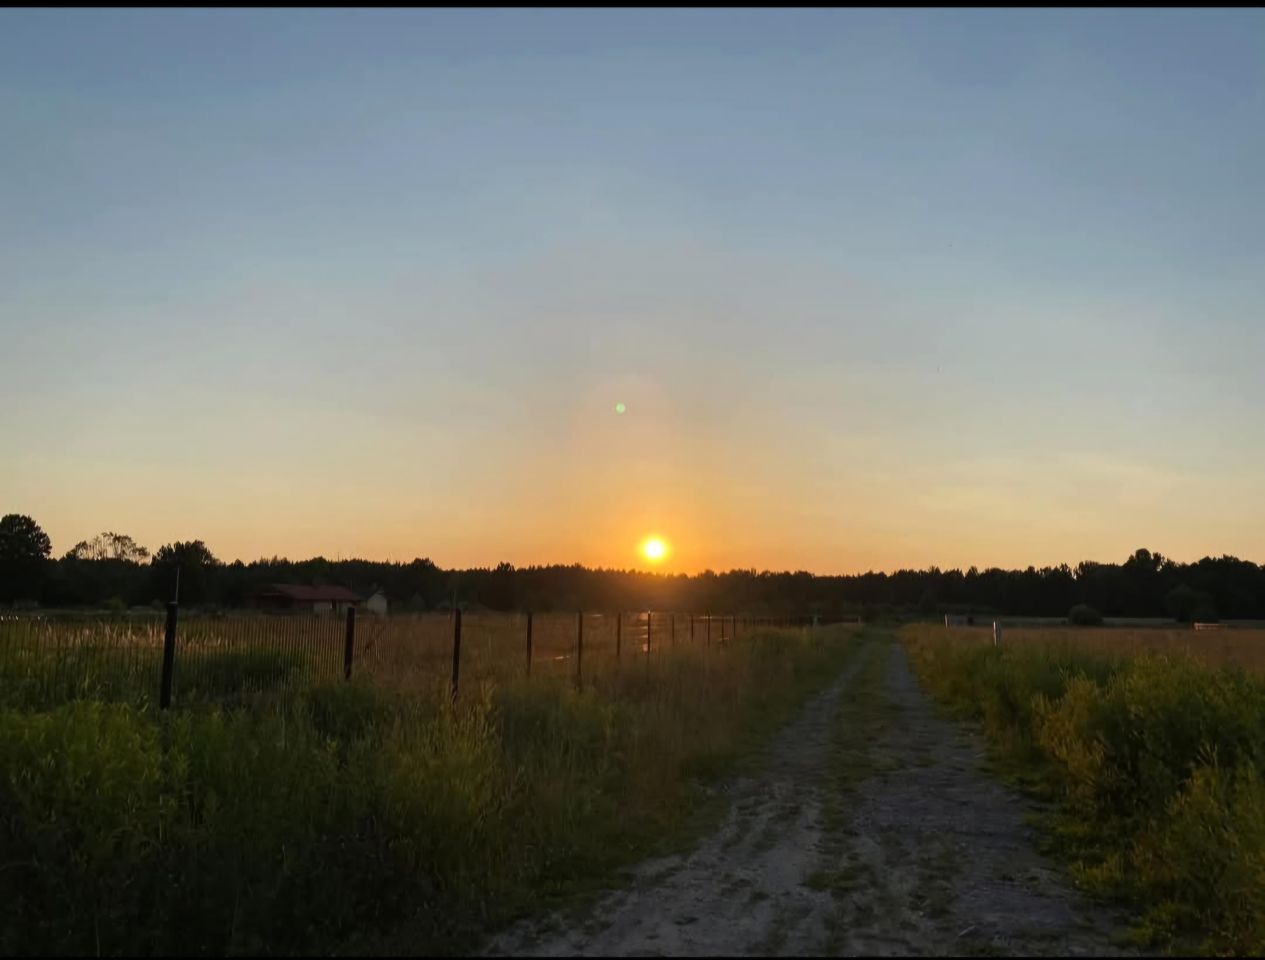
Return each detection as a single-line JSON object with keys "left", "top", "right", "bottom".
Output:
{"left": 249, "top": 583, "right": 363, "bottom": 615}
{"left": 364, "top": 589, "right": 389, "bottom": 617}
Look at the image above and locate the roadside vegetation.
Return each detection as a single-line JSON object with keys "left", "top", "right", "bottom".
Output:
{"left": 903, "top": 624, "right": 1265, "bottom": 955}
{"left": 0, "top": 624, "right": 857, "bottom": 956}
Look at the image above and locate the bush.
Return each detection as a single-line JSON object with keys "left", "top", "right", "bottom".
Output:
{"left": 904, "top": 625, "right": 1265, "bottom": 955}
{"left": 1068, "top": 603, "right": 1103, "bottom": 626}
{"left": 1167, "top": 584, "right": 1218, "bottom": 624}
{"left": 1131, "top": 762, "right": 1265, "bottom": 953}
{"left": 1192, "top": 603, "right": 1219, "bottom": 624}
{"left": 0, "top": 625, "right": 861, "bottom": 955}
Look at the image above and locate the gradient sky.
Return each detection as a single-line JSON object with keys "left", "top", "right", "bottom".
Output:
{"left": 3, "top": 9, "right": 1264, "bottom": 574}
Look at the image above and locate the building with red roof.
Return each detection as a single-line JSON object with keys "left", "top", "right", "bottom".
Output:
{"left": 248, "top": 583, "right": 363, "bottom": 615}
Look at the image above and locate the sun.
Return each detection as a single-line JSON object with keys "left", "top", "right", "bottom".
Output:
{"left": 640, "top": 536, "right": 669, "bottom": 563}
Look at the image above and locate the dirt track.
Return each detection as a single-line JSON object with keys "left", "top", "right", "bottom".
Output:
{"left": 483, "top": 633, "right": 1134, "bottom": 957}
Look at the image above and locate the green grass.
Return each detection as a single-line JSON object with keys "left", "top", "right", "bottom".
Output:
{"left": 839, "top": 641, "right": 896, "bottom": 774}
{"left": 810, "top": 627, "right": 893, "bottom": 955}
{"left": 0, "top": 624, "right": 860, "bottom": 956}
{"left": 902, "top": 626, "right": 1265, "bottom": 956}
{"left": 0, "top": 640, "right": 314, "bottom": 710}
{"left": 820, "top": 631, "right": 891, "bottom": 837}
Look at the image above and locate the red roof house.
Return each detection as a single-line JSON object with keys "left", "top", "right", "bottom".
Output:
{"left": 249, "top": 583, "right": 363, "bottom": 615}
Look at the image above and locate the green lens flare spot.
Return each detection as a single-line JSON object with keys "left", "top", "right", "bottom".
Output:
{"left": 615, "top": 402, "right": 626, "bottom": 414}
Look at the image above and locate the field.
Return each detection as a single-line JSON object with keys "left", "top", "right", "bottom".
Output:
{"left": 939, "top": 622, "right": 1265, "bottom": 673}
{"left": 0, "top": 611, "right": 759, "bottom": 710}
{"left": 903, "top": 623, "right": 1265, "bottom": 955}
{"left": 0, "top": 613, "right": 858, "bottom": 955}
{"left": 7, "top": 615, "right": 1264, "bottom": 956}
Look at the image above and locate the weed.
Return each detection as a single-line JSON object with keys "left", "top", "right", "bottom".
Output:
{"left": 902, "top": 624, "right": 1265, "bottom": 955}
{"left": 0, "top": 625, "right": 860, "bottom": 955}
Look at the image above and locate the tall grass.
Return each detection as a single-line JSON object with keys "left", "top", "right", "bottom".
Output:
{"left": 0, "top": 612, "right": 761, "bottom": 711}
{"left": 0, "top": 624, "right": 858, "bottom": 956}
{"left": 903, "top": 624, "right": 1265, "bottom": 955}
{"left": 932, "top": 622, "right": 1265, "bottom": 674}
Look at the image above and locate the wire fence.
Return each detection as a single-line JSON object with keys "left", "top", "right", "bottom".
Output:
{"left": 0, "top": 608, "right": 826, "bottom": 711}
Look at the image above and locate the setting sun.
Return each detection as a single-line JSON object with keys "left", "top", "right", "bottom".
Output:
{"left": 640, "top": 536, "right": 669, "bottom": 563}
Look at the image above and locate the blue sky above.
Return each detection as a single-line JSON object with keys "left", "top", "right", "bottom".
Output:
{"left": 3, "top": 10, "right": 1263, "bottom": 570}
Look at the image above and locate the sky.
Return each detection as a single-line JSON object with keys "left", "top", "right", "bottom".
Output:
{"left": 2, "top": 9, "right": 1264, "bottom": 574}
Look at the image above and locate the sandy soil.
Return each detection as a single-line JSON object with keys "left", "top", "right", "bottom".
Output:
{"left": 483, "top": 634, "right": 1135, "bottom": 957}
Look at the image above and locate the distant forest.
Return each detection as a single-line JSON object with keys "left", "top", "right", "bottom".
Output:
{"left": 1, "top": 514, "right": 1260, "bottom": 621}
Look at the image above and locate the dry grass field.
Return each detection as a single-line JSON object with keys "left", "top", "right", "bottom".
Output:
{"left": 906, "top": 622, "right": 1265, "bottom": 673}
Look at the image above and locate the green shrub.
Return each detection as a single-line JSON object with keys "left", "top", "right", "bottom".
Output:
{"left": 903, "top": 627, "right": 1265, "bottom": 955}
{"left": 0, "top": 626, "right": 861, "bottom": 955}
{"left": 0, "top": 702, "right": 168, "bottom": 954}
{"left": 178, "top": 648, "right": 307, "bottom": 702}
{"left": 1132, "top": 762, "right": 1265, "bottom": 954}
{"left": 1192, "top": 603, "right": 1219, "bottom": 624}
{"left": 1034, "top": 657, "right": 1265, "bottom": 821}
{"left": 1068, "top": 603, "right": 1103, "bottom": 626}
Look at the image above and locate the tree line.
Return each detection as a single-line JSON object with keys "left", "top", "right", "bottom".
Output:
{"left": 0, "top": 514, "right": 1259, "bottom": 621}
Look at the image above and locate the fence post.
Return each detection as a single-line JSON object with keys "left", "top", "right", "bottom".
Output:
{"left": 451, "top": 608, "right": 462, "bottom": 702}
{"left": 526, "top": 611, "right": 533, "bottom": 676}
{"left": 576, "top": 610, "right": 584, "bottom": 690}
{"left": 706, "top": 612, "right": 711, "bottom": 648}
{"left": 993, "top": 621, "right": 1002, "bottom": 647}
{"left": 646, "top": 610, "right": 652, "bottom": 664}
{"left": 159, "top": 601, "right": 178, "bottom": 710}
{"left": 343, "top": 606, "right": 356, "bottom": 680}
{"left": 616, "top": 612, "right": 622, "bottom": 662}
{"left": 671, "top": 612, "right": 676, "bottom": 647}
{"left": 690, "top": 614, "right": 695, "bottom": 643}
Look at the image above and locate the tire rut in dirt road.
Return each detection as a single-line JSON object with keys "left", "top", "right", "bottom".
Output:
{"left": 482, "top": 640, "right": 874, "bottom": 958}
{"left": 818, "top": 639, "right": 1136, "bottom": 957}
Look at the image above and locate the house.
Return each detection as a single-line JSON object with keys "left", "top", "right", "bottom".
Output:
{"left": 248, "top": 583, "right": 363, "bottom": 615}
{"left": 364, "top": 589, "right": 389, "bottom": 617}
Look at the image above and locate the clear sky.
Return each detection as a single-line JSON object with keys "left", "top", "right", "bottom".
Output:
{"left": 3, "top": 9, "right": 1263, "bottom": 573}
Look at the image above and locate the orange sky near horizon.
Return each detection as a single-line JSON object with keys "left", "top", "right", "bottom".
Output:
{"left": 11, "top": 428, "right": 1265, "bottom": 575}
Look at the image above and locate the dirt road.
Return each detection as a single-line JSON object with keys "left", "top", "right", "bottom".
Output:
{"left": 483, "top": 632, "right": 1133, "bottom": 957}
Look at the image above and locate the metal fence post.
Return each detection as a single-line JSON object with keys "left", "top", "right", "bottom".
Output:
{"left": 646, "top": 610, "right": 652, "bottom": 664}
{"left": 159, "top": 601, "right": 178, "bottom": 710}
{"left": 451, "top": 608, "right": 462, "bottom": 702}
{"left": 690, "top": 613, "right": 695, "bottom": 643}
{"left": 343, "top": 606, "right": 356, "bottom": 680}
{"left": 526, "top": 611, "right": 533, "bottom": 676}
{"left": 576, "top": 610, "right": 584, "bottom": 690}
